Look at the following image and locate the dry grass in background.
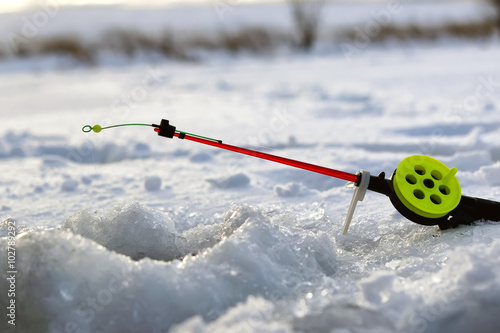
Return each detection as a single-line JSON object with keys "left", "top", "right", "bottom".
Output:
{"left": 0, "top": 20, "right": 498, "bottom": 65}
{"left": 490, "top": 0, "right": 500, "bottom": 28}
{"left": 337, "top": 20, "right": 498, "bottom": 43}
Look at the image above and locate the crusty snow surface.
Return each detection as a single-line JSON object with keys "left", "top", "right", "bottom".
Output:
{"left": 2, "top": 5, "right": 500, "bottom": 333}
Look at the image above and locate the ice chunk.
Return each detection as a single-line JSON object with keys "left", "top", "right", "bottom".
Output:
{"left": 206, "top": 173, "right": 250, "bottom": 189}
{"left": 62, "top": 203, "right": 180, "bottom": 261}
{"left": 61, "top": 179, "right": 79, "bottom": 192}
{"left": 0, "top": 218, "right": 31, "bottom": 237}
{"left": 399, "top": 240, "right": 500, "bottom": 333}
{"left": 171, "top": 296, "right": 290, "bottom": 333}
{"left": 359, "top": 271, "right": 396, "bottom": 306}
{"left": 274, "top": 182, "right": 309, "bottom": 197}
{"left": 176, "top": 204, "right": 265, "bottom": 256}
{"left": 293, "top": 304, "right": 395, "bottom": 332}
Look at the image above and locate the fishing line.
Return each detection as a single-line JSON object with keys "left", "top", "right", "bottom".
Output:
{"left": 82, "top": 123, "right": 222, "bottom": 143}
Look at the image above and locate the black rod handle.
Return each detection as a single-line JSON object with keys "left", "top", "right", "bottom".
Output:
{"left": 440, "top": 195, "right": 500, "bottom": 229}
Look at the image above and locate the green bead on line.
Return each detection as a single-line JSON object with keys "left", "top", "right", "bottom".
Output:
{"left": 82, "top": 124, "right": 102, "bottom": 133}
{"left": 82, "top": 123, "right": 153, "bottom": 133}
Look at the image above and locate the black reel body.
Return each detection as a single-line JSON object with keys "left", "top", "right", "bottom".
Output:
{"left": 367, "top": 155, "right": 500, "bottom": 229}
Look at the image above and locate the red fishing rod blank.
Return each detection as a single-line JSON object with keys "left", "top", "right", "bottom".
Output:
{"left": 153, "top": 120, "right": 359, "bottom": 184}
{"left": 177, "top": 132, "right": 358, "bottom": 183}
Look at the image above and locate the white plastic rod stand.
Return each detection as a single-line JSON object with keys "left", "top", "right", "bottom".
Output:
{"left": 342, "top": 170, "right": 370, "bottom": 235}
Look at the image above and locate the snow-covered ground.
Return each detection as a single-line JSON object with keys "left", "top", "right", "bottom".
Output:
{"left": 2, "top": 1, "right": 500, "bottom": 333}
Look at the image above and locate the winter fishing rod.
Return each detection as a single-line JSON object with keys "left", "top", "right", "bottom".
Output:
{"left": 83, "top": 119, "right": 500, "bottom": 234}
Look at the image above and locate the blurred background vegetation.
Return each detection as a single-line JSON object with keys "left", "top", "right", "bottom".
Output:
{"left": 0, "top": 0, "right": 498, "bottom": 65}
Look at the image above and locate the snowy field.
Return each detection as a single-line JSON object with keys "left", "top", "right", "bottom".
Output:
{"left": 2, "top": 1, "right": 500, "bottom": 333}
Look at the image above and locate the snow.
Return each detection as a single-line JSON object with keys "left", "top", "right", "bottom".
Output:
{"left": 206, "top": 173, "right": 251, "bottom": 189}
{"left": 145, "top": 175, "right": 162, "bottom": 191}
{"left": 61, "top": 178, "right": 79, "bottom": 192}
{"left": 1, "top": 1, "right": 500, "bottom": 333}
{"left": 274, "top": 182, "right": 309, "bottom": 197}
{"left": 62, "top": 203, "right": 179, "bottom": 261}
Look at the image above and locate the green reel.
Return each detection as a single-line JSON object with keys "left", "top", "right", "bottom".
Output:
{"left": 392, "top": 155, "right": 461, "bottom": 219}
